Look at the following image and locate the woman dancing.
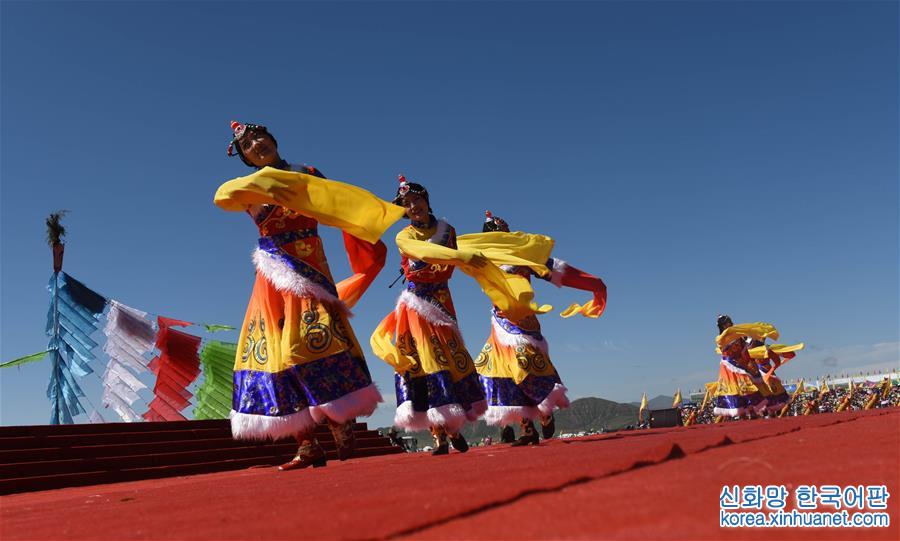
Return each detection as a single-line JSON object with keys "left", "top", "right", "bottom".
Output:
{"left": 215, "top": 121, "right": 403, "bottom": 469}
{"left": 475, "top": 211, "right": 607, "bottom": 445}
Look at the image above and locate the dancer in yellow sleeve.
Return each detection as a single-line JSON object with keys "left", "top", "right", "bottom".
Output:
{"left": 215, "top": 121, "right": 403, "bottom": 470}
{"left": 712, "top": 315, "right": 770, "bottom": 418}
{"left": 712, "top": 315, "right": 803, "bottom": 419}
{"left": 713, "top": 315, "right": 803, "bottom": 418}
{"left": 370, "top": 176, "right": 487, "bottom": 455}
{"left": 474, "top": 212, "right": 607, "bottom": 445}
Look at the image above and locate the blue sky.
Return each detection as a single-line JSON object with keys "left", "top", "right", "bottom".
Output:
{"left": 2, "top": 1, "right": 897, "bottom": 427}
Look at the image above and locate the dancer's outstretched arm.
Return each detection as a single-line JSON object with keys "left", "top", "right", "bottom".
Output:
{"left": 543, "top": 258, "right": 607, "bottom": 319}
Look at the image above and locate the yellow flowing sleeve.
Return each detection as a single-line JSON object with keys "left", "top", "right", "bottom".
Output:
{"left": 456, "top": 232, "right": 555, "bottom": 278}
{"left": 715, "top": 322, "right": 780, "bottom": 350}
{"left": 214, "top": 167, "right": 405, "bottom": 243}
{"left": 395, "top": 233, "right": 551, "bottom": 321}
{"left": 747, "top": 343, "right": 805, "bottom": 359}
{"left": 559, "top": 299, "right": 605, "bottom": 319}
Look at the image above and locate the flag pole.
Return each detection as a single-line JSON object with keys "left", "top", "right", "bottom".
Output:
{"left": 46, "top": 211, "right": 67, "bottom": 424}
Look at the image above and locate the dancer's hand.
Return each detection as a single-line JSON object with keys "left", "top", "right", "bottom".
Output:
{"left": 270, "top": 185, "right": 295, "bottom": 205}
{"left": 468, "top": 254, "right": 487, "bottom": 268}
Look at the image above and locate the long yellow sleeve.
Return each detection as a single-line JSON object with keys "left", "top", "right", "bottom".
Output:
{"left": 747, "top": 343, "right": 805, "bottom": 359}
{"left": 214, "top": 167, "right": 405, "bottom": 244}
{"left": 395, "top": 233, "right": 552, "bottom": 321}
{"left": 456, "top": 232, "right": 555, "bottom": 277}
{"left": 715, "top": 322, "right": 780, "bottom": 349}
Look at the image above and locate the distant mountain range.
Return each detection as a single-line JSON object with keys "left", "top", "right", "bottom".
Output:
{"left": 379, "top": 395, "right": 675, "bottom": 447}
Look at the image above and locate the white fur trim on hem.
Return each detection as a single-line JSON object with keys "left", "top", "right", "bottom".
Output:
{"left": 713, "top": 398, "right": 768, "bottom": 418}
{"left": 481, "top": 384, "right": 569, "bottom": 426}
{"left": 713, "top": 406, "right": 742, "bottom": 418}
{"left": 253, "top": 248, "right": 351, "bottom": 317}
{"left": 466, "top": 399, "right": 488, "bottom": 421}
{"left": 398, "top": 290, "right": 457, "bottom": 327}
{"left": 309, "top": 383, "right": 383, "bottom": 424}
{"left": 536, "top": 383, "right": 570, "bottom": 417}
{"left": 394, "top": 401, "right": 469, "bottom": 434}
{"left": 483, "top": 405, "right": 539, "bottom": 426}
{"left": 719, "top": 358, "right": 753, "bottom": 376}
{"left": 549, "top": 258, "right": 568, "bottom": 288}
{"left": 230, "top": 408, "right": 317, "bottom": 441}
{"left": 491, "top": 318, "right": 549, "bottom": 356}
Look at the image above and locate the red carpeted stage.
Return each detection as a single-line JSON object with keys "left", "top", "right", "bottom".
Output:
{"left": 1, "top": 408, "right": 897, "bottom": 540}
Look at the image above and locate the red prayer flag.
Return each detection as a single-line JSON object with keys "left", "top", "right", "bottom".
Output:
{"left": 142, "top": 316, "right": 202, "bottom": 421}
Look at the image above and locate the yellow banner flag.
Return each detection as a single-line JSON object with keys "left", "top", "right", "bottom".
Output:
{"left": 672, "top": 389, "right": 682, "bottom": 408}
{"left": 701, "top": 382, "right": 717, "bottom": 410}
{"left": 865, "top": 393, "right": 879, "bottom": 410}
{"left": 638, "top": 392, "right": 648, "bottom": 423}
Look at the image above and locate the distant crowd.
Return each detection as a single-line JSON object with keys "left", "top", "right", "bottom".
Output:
{"left": 380, "top": 379, "right": 899, "bottom": 451}
{"left": 679, "top": 378, "right": 899, "bottom": 426}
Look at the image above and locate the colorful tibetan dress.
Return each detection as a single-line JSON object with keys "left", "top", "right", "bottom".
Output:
{"left": 375, "top": 218, "right": 487, "bottom": 434}
{"left": 227, "top": 164, "right": 383, "bottom": 440}
{"left": 475, "top": 260, "right": 569, "bottom": 426}
{"left": 751, "top": 340, "right": 790, "bottom": 414}
{"left": 713, "top": 337, "right": 768, "bottom": 417}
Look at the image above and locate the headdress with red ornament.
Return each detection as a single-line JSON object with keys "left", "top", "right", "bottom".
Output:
{"left": 392, "top": 174, "right": 431, "bottom": 210}
{"left": 226, "top": 120, "right": 279, "bottom": 167}
{"left": 482, "top": 210, "right": 510, "bottom": 232}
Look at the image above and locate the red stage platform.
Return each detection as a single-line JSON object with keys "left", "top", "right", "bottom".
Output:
{"left": 1, "top": 408, "right": 897, "bottom": 540}
{"left": 0, "top": 419, "right": 401, "bottom": 494}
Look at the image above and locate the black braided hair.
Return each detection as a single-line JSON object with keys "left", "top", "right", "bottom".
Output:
{"left": 716, "top": 314, "right": 734, "bottom": 334}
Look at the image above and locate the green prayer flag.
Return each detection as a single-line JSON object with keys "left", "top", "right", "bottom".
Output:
{"left": 194, "top": 340, "right": 237, "bottom": 419}
{"left": 201, "top": 324, "right": 236, "bottom": 333}
{"left": 1, "top": 350, "right": 50, "bottom": 368}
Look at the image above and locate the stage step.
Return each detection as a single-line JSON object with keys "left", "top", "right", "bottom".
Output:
{"left": 0, "top": 433, "right": 387, "bottom": 463}
{"left": 0, "top": 419, "right": 231, "bottom": 437}
{"left": 0, "top": 420, "right": 403, "bottom": 495}
{"left": 0, "top": 427, "right": 382, "bottom": 452}
{"left": 0, "top": 421, "right": 367, "bottom": 442}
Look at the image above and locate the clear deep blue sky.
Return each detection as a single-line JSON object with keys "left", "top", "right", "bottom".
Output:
{"left": 2, "top": 1, "right": 898, "bottom": 427}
